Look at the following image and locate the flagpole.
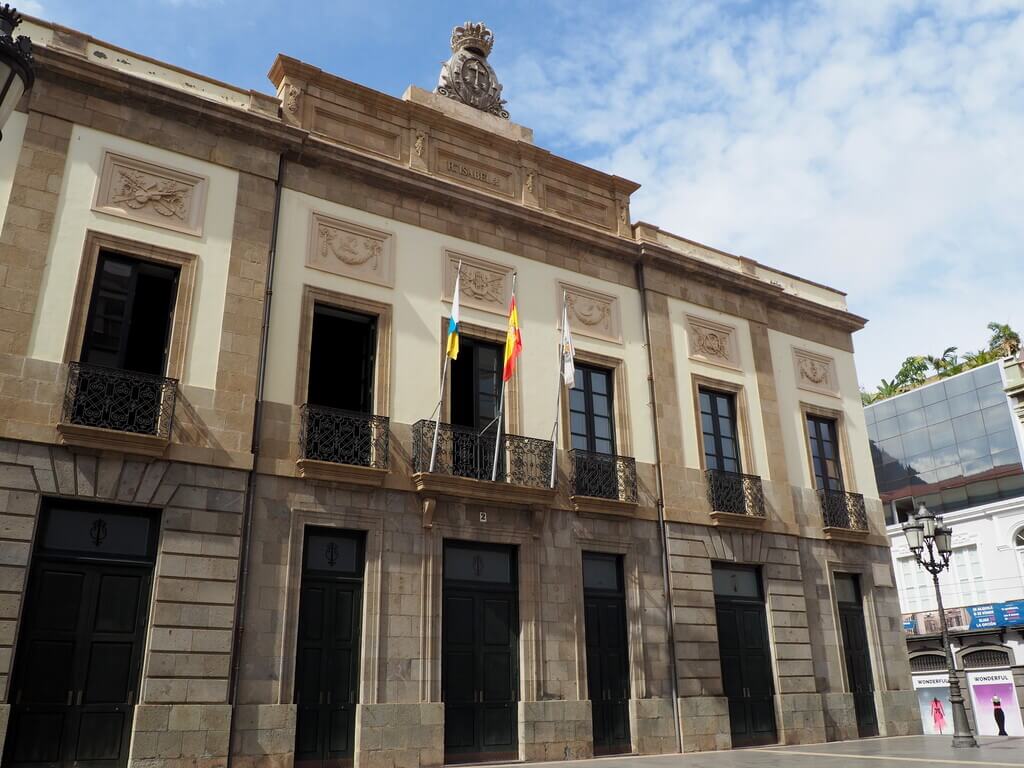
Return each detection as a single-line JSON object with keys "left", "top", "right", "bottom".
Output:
{"left": 429, "top": 260, "right": 462, "bottom": 473}
{"left": 549, "top": 290, "right": 568, "bottom": 489}
{"left": 490, "top": 273, "right": 517, "bottom": 482}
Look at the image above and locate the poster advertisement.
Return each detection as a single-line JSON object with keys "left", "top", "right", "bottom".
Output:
{"left": 967, "top": 670, "right": 1024, "bottom": 737}
{"left": 913, "top": 674, "right": 952, "bottom": 735}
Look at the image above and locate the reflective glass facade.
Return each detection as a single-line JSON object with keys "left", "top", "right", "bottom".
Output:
{"left": 866, "top": 362, "right": 1024, "bottom": 525}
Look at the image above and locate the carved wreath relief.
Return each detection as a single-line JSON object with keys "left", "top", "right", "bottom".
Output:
{"left": 686, "top": 315, "right": 740, "bottom": 369}
{"left": 307, "top": 213, "right": 395, "bottom": 288}
{"left": 561, "top": 283, "right": 621, "bottom": 343}
{"left": 793, "top": 348, "right": 839, "bottom": 396}
{"left": 94, "top": 152, "right": 207, "bottom": 236}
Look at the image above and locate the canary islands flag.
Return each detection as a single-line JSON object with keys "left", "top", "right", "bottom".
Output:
{"left": 446, "top": 269, "right": 461, "bottom": 360}
{"left": 502, "top": 293, "right": 522, "bottom": 382}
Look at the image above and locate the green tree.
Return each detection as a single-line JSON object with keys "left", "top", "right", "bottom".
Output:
{"left": 893, "top": 355, "right": 929, "bottom": 389}
{"left": 926, "top": 347, "right": 963, "bottom": 378}
{"left": 987, "top": 322, "right": 1021, "bottom": 358}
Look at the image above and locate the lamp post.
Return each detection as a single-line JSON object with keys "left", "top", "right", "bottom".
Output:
{"left": 0, "top": 4, "right": 33, "bottom": 141}
{"left": 902, "top": 503, "right": 978, "bottom": 748}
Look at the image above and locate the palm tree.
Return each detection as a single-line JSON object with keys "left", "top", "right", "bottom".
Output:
{"left": 874, "top": 378, "right": 902, "bottom": 400}
{"left": 926, "top": 347, "right": 962, "bottom": 378}
{"left": 987, "top": 322, "right": 1021, "bottom": 358}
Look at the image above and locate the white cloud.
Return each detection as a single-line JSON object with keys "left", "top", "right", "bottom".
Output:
{"left": 504, "top": 0, "right": 1024, "bottom": 389}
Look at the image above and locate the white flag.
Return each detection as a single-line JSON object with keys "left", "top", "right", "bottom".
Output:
{"left": 560, "top": 297, "right": 575, "bottom": 387}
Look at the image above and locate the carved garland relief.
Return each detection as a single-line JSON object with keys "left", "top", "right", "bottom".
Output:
{"left": 93, "top": 151, "right": 208, "bottom": 236}
{"left": 685, "top": 315, "right": 740, "bottom": 370}
{"left": 307, "top": 213, "right": 395, "bottom": 288}
{"left": 559, "top": 282, "right": 621, "bottom": 343}
{"left": 793, "top": 348, "right": 840, "bottom": 397}
{"left": 444, "top": 252, "right": 512, "bottom": 315}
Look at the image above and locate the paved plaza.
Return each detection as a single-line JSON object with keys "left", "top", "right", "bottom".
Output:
{"left": 490, "top": 737, "right": 1024, "bottom": 768}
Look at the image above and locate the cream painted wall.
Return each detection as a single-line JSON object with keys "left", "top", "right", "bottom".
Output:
{"left": 767, "top": 328, "right": 879, "bottom": 498}
{"left": 264, "top": 189, "right": 657, "bottom": 464}
{"left": 667, "top": 298, "right": 771, "bottom": 477}
{"left": 28, "top": 125, "right": 239, "bottom": 390}
{"left": 0, "top": 111, "right": 27, "bottom": 226}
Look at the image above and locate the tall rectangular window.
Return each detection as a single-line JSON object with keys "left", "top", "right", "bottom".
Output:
{"left": 81, "top": 252, "right": 179, "bottom": 375}
{"left": 807, "top": 415, "right": 844, "bottom": 492}
{"left": 570, "top": 365, "right": 615, "bottom": 455}
{"left": 307, "top": 304, "right": 377, "bottom": 413}
{"left": 700, "top": 388, "right": 740, "bottom": 473}
{"left": 951, "top": 546, "right": 986, "bottom": 606}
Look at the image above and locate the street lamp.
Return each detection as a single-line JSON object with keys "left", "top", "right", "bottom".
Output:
{"left": 0, "top": 4, "right": 33, "bottom": 141}
{"left": 902, "top": 503, "right": 978, "bottom": 748}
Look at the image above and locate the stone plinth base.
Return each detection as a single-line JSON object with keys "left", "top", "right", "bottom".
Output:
{"left": 777, "top": 692, "right": 826, "bottom": 745}
{"left": 519, "top": 700, "right": 593, "bottom": 761}
{"left": 678, "top": 696, "right": 730, "bottom": 752}
{"left": 630, "top": 697, "right": 676, "bottom": 755}
{"left": 229, "top": 704, "right": 296, "bottom": 768}
{"left": 820, "top": 692, "right": 858, "bottom": 742}
{"left": 356, "top": 702, "right": 443, "bottom": 768}
{"left": 877, "top": 690, "right": 923, "bottom": 736}
{"left": 0, "top": 705, "right": 9, "bottom": 757}
{"left": 130, "top": 704, "right": 232, "bottom": 768}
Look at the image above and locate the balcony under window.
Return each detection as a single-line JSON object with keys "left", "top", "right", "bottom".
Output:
{"left": 705, "top": 468, "right": 766, "bottom": 529}
{"left": 411, "top": 419, "right": 555, "bottom": 511}
{"left": 819, "top": 489, "right": 869, "bottom": 540}
{"left": 296, "top": 404, "right": 390, "bottom": 486}
{"left": 568, "top": 449, "right": 638, "bottom": 512}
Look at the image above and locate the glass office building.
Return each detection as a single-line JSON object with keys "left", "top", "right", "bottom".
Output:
{"left": 866, "top": 362, "right": 1024, "bottom": 525}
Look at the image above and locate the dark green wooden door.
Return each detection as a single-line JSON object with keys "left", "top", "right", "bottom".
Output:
{"left": 836, "top": 574, "right": 878, "bottom": 737}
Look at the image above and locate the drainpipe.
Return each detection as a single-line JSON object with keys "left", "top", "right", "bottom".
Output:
{"left": 226, "top": 151, "right": 287, "bottom": 759}
{"left": 636, "top": 256, "right": 683, "bottom": 753}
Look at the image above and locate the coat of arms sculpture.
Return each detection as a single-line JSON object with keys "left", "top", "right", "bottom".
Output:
{"left": 436, "top": 21, "right": 509, "bottom": 119}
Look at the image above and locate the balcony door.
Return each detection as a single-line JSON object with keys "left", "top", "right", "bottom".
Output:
{"left": 308, "top": 304, "right": 376, "bottom": 414}
{"left": 80, "top": 252, "right": 178, "bottom": 376}
{"left": 303, "top": 305, "right": 378, "bottom": 466}
{"left": 700, "top": 388, "right": 740, "bottom": 473}
{"left": 570, "top": 365, "right": 615, "bottom": 455}
{"left": 449, "top": 337, "right": 503, "bottom": 479}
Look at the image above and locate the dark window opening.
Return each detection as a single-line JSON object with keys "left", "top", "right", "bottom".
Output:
{"left": 570, "top": 365, "right": 615, "bottom": 455}
{"left": 450, "top": 337, "right": 501, "bottom": 431}
{"left": 700, "top": 388, "right": 740, "bottom": 473}
{"left": 807, "top": 415, "right": 844, "bottom": 492}
{"left": 81, "top": 251, "right": 179, "bottom": 375}
{"left": 308, "top": 304, "right": 376, "bottom": 413}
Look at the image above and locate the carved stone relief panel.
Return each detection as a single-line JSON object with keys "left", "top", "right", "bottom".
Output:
{"left": 444, "top": 251, "right": 512, "bottom": 315}
{"left": 93, "top": 151, "right": 208, "bottom": 236}
{"left": 432, "top": 141, "right": 516, "bottom": 199}
{"left": 559, "top": 282, "right": 621, "bottom": 344}
{"left": 685, "top": 315, "right": 740, "bottom": 370}
{"left": 793, "top": 348, "right": 840, "bottom": 397}
{"left": 307, "top": 213, "right": 395, "bottom": 288}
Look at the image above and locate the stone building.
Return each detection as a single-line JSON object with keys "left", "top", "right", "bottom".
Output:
{"left": 0, "top": 15, "right": 918, "bottom": 768}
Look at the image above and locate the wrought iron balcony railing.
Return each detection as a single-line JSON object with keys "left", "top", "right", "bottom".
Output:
{"left": 299, "top": 404, "right": 389, "bottom": 469}
{"left": 411, "top": 420, "right": 553, "bottom": 488}
{"left": 705, "top": 469, "right": 766, "bottom": 518}
{"left": 569, "top": 449, "right": 638, "bottom": 503}
{"left": 62, "top": 362, "right": 177, "bottom": 439}
{"left": 818, "top": 489, "right": 868, "bottom": 531}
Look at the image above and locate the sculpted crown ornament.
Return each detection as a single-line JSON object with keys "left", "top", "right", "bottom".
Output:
{"left": 436, "top": 20, "right": 509, "bottom": 120}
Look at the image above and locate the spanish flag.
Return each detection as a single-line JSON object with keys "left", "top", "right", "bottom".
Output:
{"left": 502, "top": 293, "right": 522, "bottom": 382}
{"left": 446, "top": 268, "right": 461, "bottom": 360}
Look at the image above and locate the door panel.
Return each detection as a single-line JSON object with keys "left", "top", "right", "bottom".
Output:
{"left": 583, "top": 554, "right": 631, "bottom": 756}
{"left": 5, "top": 560, "right": 152, "bottom": 768}
{"left": 442, "top": 544, "right": 519, "bottom": 763}
{"left": 715, "top": 587, "right": 777, "bottom": 748}
{"left": 840, "top": 606, "right": 878, "bottom": 737}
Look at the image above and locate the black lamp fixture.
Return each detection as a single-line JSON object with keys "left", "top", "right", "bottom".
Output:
{"left": 0, "top": 4, "right": 33, "bottom": 141}
{"left": 902, "top": 503, "right": 978, "bottom": 748}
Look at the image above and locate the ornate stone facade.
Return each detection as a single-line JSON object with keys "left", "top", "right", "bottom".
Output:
{"left": 307, "top": 212, "right": 395, "bottom": 288}
{"left": 93, "top": 151, "right": 208, "bottom": 235}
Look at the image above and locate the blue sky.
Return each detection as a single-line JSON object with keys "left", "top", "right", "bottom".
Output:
{"left": 24, "top": 0, "right": 1024, "bottom": 389}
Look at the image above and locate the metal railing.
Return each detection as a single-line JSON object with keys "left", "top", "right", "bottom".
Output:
{"left": 63, "top": 362, "right": 177, "bottom": 439}
{"left": 818, "top": 489, "right": 868, "bottom": 531}
{"left": 411, "top": 420, "right": 553, "bottom": 488}
{"left": 705, "top": 469, "right": 766, "bottom": 518}
{"left": 569, "top": 449, "right": 638, "bottom": 502}
{"left": 299, "top": 404, "right": 389, "bottom": 469}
